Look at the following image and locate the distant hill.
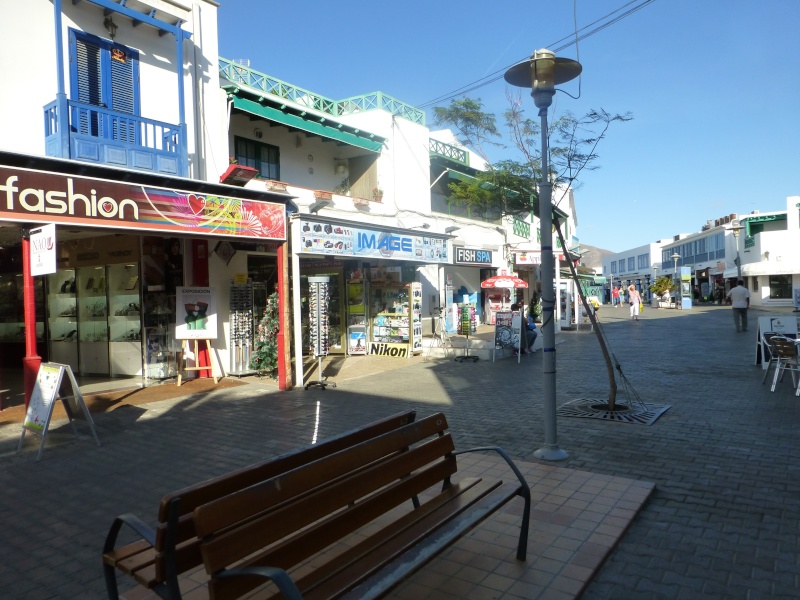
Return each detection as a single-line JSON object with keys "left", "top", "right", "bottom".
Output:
{"left": 573, "top": 244, "right": 613, "bottom": 275}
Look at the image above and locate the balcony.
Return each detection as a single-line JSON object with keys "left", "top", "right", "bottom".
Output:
{"left": 44, "top": 99, "right": 184, "bottom": 176}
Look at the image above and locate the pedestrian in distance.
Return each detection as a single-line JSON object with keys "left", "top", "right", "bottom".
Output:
{"left": 526, "top": 310, "right": 538, "bottom": 353}
{"left": 628, "top": 284, "right": 642, "bottom": 321}
{"left": 612, "top": 286, "right": 620, "bottom": 307}
{"left": 726, "top": 279, "right": 751, "bottom": 332}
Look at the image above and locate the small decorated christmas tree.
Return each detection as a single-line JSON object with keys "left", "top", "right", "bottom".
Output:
{"left": 250, "top": 292, "right": 280, "bottom": 376}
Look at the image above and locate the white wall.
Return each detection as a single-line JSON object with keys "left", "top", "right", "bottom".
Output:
{"left": 0, "top": 0, "right": 220, "bottom": 181}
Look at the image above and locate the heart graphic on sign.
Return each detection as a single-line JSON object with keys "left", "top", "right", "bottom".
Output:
{"left": 102, "top": 201, "right": 114, "bottom": 213}
{"left": 187, "top": 194, "right": 205, "bottom": 215}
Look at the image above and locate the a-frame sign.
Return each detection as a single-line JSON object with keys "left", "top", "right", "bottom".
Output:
{"left": 17, "top": 363, "right": 101, "bottom": 461}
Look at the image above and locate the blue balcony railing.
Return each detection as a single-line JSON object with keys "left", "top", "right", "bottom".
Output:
{"left": 44, "top": 99, "right": 183, "bottom": 176}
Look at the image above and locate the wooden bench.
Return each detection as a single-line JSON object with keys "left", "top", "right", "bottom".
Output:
{"left": 193, "top": 412, "right": 531, "bottom": 600}
{"left": 101, "top": 410, "right": 417, "bottom": 600}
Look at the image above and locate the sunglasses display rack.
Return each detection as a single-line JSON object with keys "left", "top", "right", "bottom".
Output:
{"left": 229, "top": 282, "right": 255, "bottom": 376}
{"left": 305, "top": 276, "right": 335, "bottom": 390}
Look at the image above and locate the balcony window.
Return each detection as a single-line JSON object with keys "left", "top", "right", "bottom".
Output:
{"left": 234, "top": 136, "right": 280, "bottom": 180}
{"left": 69, "top": 30, "right": 140, "bottom": 139}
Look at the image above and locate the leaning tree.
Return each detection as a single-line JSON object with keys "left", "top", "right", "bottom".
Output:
{"left": 434, "top": 94, "right": 632, "bottom": 408}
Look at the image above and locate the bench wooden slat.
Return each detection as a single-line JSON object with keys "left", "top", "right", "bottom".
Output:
{"left": 194, "top": 412, "right": 530, "bottom": 600}
{"left": 338, "top": 482, "right": 522, "bottom": 600}
{"left": 103, "top": 539, "right": 153, "bottom": 568}
{"left": 203, "top": 455, "right": 459, "bottom": 595}
{"left": 199, "top": 433, "right": 456, "bottom": 570}
{"left": 103, "top": 410, "right": 416, "bottom": 600}
{"left": 157, "top": 410, "right": 417, "bottom": 524}
{"left": 271, "top": 479, "right": 494, "bottom": 600}
{"left": 194, "top": 413, "right": 451, "bottom": 539}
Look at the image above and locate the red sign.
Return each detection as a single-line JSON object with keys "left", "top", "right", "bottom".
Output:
{"left": 0, "top": 165, "right": 286, "bottom": 240}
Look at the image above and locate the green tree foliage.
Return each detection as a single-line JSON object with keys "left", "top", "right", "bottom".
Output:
{"left": 433, "top": 94, "right": 632, "bottom": 218}
{"left": 649, "top": 276, "right": 676, "bottom": 297}
{"left": 250, "top": 292, "right": 280, "bottom": 376}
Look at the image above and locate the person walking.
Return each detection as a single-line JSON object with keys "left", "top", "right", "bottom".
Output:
{"left": 611, "top": 286, "right": 620, "bottom": 307}
{"left": 726, "top": 280, "right": 751, "bottom": 332}
{"left": 628, "top": 284, "right": 642, "bottom": 321}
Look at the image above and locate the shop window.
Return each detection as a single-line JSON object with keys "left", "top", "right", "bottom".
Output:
{"left": 752, "top": 277, "right": 758, "bottom": 291}
{"left": 769, "top": 274, "right": 791, "bottom": 299}
{"left": 69, "top": 29, "right": 140, "bottom": 140}
{"left": 234, "top": 136, "right": 280, "bottom": 180}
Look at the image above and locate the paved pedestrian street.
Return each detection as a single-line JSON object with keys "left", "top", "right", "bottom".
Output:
{"left": 1, "top": 304, "right": 798, "bottom": 599}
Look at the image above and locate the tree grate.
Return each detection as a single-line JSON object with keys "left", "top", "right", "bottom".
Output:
{"left": 557, "top": 398, "right": 671, "bottom": 426}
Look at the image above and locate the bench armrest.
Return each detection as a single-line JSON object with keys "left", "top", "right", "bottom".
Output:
{"left": 216, "top": 566, "right": 303, "bottom": 600}
{"left": 103, "top": 513, "right": 156, "bottom": 553}
{"left": 452, "top": 446, "right": 531, "bottom": 498}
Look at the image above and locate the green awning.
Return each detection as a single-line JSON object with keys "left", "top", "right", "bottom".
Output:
{"left": 230, "top": 95, "right": 384, "bottom": 153}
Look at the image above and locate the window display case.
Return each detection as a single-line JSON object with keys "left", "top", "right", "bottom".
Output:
{"left": 47, "top": 269, "right": 80, "bottom": 372}
{"left": 143, "top": 289, "right": 176, "bottom": 380}
{"left": 108, "top": 263, "right": 142, "bottom": 376}
{"left": 368, "top": 282, "right": 422, "bottom": 356}
{"left": 76, "top": 266, "right": 109, "bottom": 375}
{"left": 346, "top": 280, "right": 368, "bottom": 355}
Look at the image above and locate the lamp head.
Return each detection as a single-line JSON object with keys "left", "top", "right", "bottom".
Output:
{"left": 504, "top": 49, "right": 582, "bottom": 110}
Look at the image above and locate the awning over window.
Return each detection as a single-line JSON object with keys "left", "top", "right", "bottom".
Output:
{"left": 229, "top": 94, "right": 384, "bottom": 153}
{"left": 742, "top": 261, "right": 800, "bottom": 276}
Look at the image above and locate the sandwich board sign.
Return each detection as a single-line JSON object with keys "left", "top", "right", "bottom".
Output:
{"left": 17, "top": 363, "right": 101, "bottom": 461}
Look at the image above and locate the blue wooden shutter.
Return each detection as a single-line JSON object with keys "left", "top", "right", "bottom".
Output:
{"left": 109, "top": 47, "right": 138, "bottom": 142}
{"left": 74, "top": 36, "right": 103, "bottom": 136}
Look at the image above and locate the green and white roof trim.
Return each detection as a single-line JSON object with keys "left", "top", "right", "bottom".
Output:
{"left": 220, "top": 57, "right": 427, "bottom": 152}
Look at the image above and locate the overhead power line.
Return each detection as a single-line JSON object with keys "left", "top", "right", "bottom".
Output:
{"left": 416, "top": 0, "right": 656, "bottom": 110}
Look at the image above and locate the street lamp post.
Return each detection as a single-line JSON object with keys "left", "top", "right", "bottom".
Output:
{"left": 652, "top": 264, "right": 658, "bottom": 305}
{"left": 671, "top": 252, "right": 680, "bottom": 308}
{"left": 505, "top": 50, "right": 581, "bottom": 461}
{"left": 727, "top": 222, "right": 744, "bottom": 279}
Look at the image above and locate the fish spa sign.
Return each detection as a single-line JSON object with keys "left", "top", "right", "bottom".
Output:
{"left": 455, "top": 247, "right": 493, "bottom": 265}
{"left": 0, "top": 165, "right": 286, "bottom": 240}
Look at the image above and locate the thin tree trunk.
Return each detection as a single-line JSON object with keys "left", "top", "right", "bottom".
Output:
{"left": 553, "top": 224, "right": 618, "bottom": 409}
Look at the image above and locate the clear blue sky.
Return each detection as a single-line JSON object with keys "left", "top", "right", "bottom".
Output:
{"left": 218, "top": 0, "right": 800, "bottom": 253}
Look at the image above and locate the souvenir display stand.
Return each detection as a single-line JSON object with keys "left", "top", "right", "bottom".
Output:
{"left": 229, "top": 281, "right": 255, "bottom": 376}
{"left": 305, "top": 276, "right": 335, "bottom": 389}
{"left": 368, "top": 282, "right": 423, "bottom": 357}
{"left": 454, "top": 303, "right": 479, "bottom": 363}
{"left": 142, "top": 289, "right": 176, "bottom": 381}
{"left": 347, "top": 280, "right": 368, "bottom": 355}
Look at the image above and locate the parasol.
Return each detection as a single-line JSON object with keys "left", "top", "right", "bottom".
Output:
{"left": 480, "top": 275, "right": 529, "bottom": 289}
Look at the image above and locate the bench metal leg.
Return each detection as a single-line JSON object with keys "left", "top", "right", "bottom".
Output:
{"left": 103, "top": 563, "right": 120, "bottom": 600}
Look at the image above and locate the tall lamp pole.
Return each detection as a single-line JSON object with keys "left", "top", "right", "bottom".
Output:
{"left": 505, "top": 50, "right": 581, "bottom": 461}
{"left": 671, "top": 252, "right": 680, "bottom": 307}
{"left": 727, "top": 222, "right": 744, "bottom": 279}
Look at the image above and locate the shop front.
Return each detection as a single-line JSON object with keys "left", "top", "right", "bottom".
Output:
{"left": 0, "top": 153, "right": 290, "bottom": 400}
{"left": 290, "top": 216, "right": 450, "bottom": 387}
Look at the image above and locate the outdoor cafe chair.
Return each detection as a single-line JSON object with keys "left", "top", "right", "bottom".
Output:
{"left": 767, "top": 335, "right": 800, "bottom": 396}
{"left": 761, "top": 332, "right": 781, "bottom": 384}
